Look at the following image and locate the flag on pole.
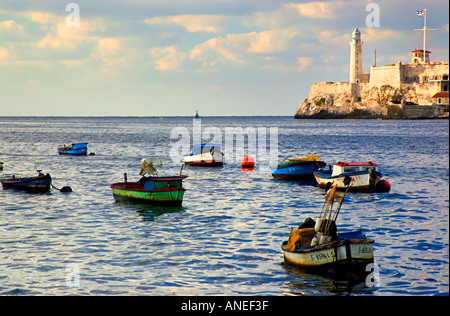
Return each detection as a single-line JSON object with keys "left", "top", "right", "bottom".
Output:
{"left": 416, "top": 10, "right": 424, "bottom": 16}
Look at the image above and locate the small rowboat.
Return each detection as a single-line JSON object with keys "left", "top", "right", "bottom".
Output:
{"left": 111, "top": 176, "right": 186, "bottom": 206}
{"left": 184, "top": 144, "right": 223, "bottom": 167}
{"left": 111, "top": 159, "right": 187, "bottom": 206}
{"left": 272, "top": 155, "right": 326, "bottom": 181}
{"left": 1, "top": 171, "right": 52, "bottom": 193}
{"left": 281, "top": 230, "right": 374, "bottom": 272}
{"left": 314, "top": 161, "right": 390, "bottom": 193}
{"left": 281, "top": 176, "right": 374, "bottom": 273}
{"left": 58, "top": 143, "right": 88, "bottom": 155}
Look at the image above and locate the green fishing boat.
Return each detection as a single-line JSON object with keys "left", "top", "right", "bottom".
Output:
{"left": 110, "top": 159, "right": 186, "bottom": 206}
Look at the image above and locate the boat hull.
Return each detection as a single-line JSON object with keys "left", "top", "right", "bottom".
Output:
{"left": 111, "top": 187, "right": 185, "bottom": 206}
{"left": 184, "top": 153, "right": 223, "bottom": 167}
{"left": 281, "top": 236, "right": 374, "bottom": 272}
{"left": 111, "top": 177, "right": 186, "bottom": 206}
{"left": 272, "top": 160, "right": 326, "bottom": 181}
{"left": 58, "top": 150, "right": 87, "bottom": 156}
{"left": 1, "top": 174, "right": 52, "bottom": 193}
{"left": 314, "top": 170, "right": 382, "bottom": 192}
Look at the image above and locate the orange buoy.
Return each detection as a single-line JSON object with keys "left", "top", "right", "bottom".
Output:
{"left": 241, "top": 156, "right": 255, "bottom": 169}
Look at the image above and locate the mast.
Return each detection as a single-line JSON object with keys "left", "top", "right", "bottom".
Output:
{"left": 423, "top": 9, "right": 427, "bottom": 61}
{"left": 415, "top": 8, "right": 436, "bottom": 63}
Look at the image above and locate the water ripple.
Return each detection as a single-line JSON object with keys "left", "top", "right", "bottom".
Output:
{"left": 0, "top": 117, "right": 448, "bottom": 296}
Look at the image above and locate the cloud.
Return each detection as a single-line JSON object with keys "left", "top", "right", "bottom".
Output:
{"left": 0, "top": 20, "right": 24, "bottom": 31}
{"left": 144, "top": 15, "right": 228, "bottom": 33}
{"left": 0, "top": 46, "right": 13, "bottom": 60}
{"left": 149, "top": 45, "right": 187, "bottom": 70}
{"left": 297, "top": 56, "right": 313, "bottom": 72}
{"left": 288, "top": 1, "right": 348, "bottom": 19}
{"left": 92, "top": 37, "right": 123, "bottom": 58}
{"left": 247, "top": 28, "right": 299, "bottom": 53}
{"left": 362, "top": 27, "right": 407, "bottom": 43}
{"left": 189, "top": 28, "right": 300, "bottom": 68}
{"left": 189, "top": 34, "right": 247, "bottom": 65}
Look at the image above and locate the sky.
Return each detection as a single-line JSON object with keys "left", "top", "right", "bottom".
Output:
{"left": 0, "top": 0, "right": 449, "bottom": 116}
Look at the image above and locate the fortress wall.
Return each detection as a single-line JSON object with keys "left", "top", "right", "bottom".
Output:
{"left": 309, "top": 82, "right": 352, "bottom": 98}
{"left": 369, "top": 64, "right": 402, "bottom": 88}
{"left": 402, "top": 62, "right": 449, "bottom": 83}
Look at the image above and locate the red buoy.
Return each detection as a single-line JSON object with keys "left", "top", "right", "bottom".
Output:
{"left": 375, "top": 180, "right": 391, "bottom": 193}
{"left": 241, "top": 156, "right": 255, "bottom": 169}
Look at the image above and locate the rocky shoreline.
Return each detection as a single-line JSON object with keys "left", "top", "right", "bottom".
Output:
{"left": 294, "top": 82, "right": 449, "bottom": 120}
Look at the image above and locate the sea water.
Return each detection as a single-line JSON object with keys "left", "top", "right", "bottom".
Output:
{"left": 0, "top": 117, "right": 448, "bottom": 296}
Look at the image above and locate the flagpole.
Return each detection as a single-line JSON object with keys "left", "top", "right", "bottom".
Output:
{"left": 423, "top": 8, "right": 427, "bottom": 62}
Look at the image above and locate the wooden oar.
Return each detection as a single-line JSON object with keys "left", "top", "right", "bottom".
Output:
{"left": 331, "top": 175, "right": 352, "bottom": 223}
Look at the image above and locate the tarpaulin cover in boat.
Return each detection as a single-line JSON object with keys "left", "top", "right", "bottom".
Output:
{"left": 286, "top": 228, "right": 315, "bottom": 250}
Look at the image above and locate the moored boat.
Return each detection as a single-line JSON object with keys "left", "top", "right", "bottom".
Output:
{"left": 314, "top": 161, "right": 390, "bottom": 193}
{"left": 272, "top": 155, "right": 326, "bottom": 181}
{"left": 58, "top": 143, "right": 88, "bottom": 155}
{"left": 183, "top": 144, "right": 223, "bottom": 167}
{"left": 281, "top": 177, "right": 374, "bottom": 273}
{"left": 111, "top": 159, "right": 186, "bottom": 206}
{"left": 1, "top": 171, "right": 52, "bottom": 193}
{"left": 281, "top": 231, "right": 374, "bottom": 272}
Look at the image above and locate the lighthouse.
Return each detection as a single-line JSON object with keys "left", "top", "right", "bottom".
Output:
{"left": 349, "top": 28, "right": 363, "bottom": 84}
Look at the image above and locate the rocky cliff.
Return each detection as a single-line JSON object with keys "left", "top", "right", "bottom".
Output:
{"left": 294, "top": 81, "right": 446, "bottom": 119}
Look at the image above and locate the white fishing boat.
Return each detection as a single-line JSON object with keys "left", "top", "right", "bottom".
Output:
{"left": 281, "top": 176, "right": 374, "bottom": 273}
{"left": 183, "top": 144, "right": 224, "bottom": 167}
{"left": 281, "top": 231, "right": 374, "bottom": 271}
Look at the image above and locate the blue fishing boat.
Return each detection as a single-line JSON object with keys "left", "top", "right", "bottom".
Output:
{"left": 272, "top": 155, "right": 326, "bottom": 181}
{"left": 58, "top": 143, "right": 88, "bottom": 155}
{"left": 1, "top": 171, "right": 52, "bottom": 193}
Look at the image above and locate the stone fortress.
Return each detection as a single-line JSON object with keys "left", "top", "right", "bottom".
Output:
{"left": 295, "top": 28, "right": 449, "bottom": 119}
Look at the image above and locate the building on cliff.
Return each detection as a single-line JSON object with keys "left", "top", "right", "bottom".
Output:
{"left": 295, "top": 27, "right": 449, "bottom": 119}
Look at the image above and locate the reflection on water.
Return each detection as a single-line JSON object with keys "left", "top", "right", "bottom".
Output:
{"left": 282, "top": 264, "right": 377, "bottom": 296}
{"left": 116, "top": 203, "right": 186, "bottom": 222}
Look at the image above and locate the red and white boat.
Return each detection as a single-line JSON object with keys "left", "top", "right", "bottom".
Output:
{"left": 314, "top": 161, "right": 390, "bottom": 193}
